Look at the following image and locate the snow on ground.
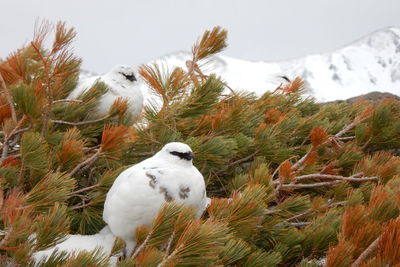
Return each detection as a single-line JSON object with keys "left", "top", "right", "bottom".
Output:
{"left": 143, "top": 26, "right": 400, "bottom": 102}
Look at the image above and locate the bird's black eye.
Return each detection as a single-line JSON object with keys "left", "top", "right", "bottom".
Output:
{"left": 170, "top": 151, "right": 195, "bottom": 161}
{"left": 119, "top": 72, "right": 136, "bottom": 82}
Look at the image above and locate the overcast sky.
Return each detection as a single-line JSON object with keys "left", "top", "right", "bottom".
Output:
{"left": 2, "top": 0, "right": 400, "bottom": 73}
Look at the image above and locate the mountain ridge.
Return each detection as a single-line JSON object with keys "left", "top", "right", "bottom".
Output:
{"left": 82, "top": 27, "right": 400, "bottom": 102}
{"left": 146, "top": 26, "right": 400, "bottom": 102}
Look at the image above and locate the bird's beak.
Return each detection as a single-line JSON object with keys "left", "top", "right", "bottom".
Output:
{"left": 188, "top": 152, "right": 195, "bottom": 160}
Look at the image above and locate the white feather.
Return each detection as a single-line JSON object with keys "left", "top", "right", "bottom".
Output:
{"left": 103, "top": 142, "right": 208, "bottom": 255}
{"left": 69, "top": 65, "right": 144, "bottom": 119}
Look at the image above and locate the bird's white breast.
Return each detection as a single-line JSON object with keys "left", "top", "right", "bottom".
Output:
{"left": 103, "top": 158, "right": 206, "bottom": 241}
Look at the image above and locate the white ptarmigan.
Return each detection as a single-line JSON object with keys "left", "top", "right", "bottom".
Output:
{"left": 103, "top": 142, "right": 208, "bottom": 256}
{"left": 69, "top": 65, "right": 144, "bottom": 119}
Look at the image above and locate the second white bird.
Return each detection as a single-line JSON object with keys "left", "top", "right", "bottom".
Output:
{"left": 69, "top": 65, "right": 144, "bottom": 119}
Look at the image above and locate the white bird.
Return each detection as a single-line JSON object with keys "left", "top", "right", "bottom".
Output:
{"left": 69, "top": 65, "right": 144, "bottom": 119}
{"left": 103, "top": 142, "right": 208, "bottom": 256}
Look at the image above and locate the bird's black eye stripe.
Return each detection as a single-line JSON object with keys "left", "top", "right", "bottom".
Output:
{"left": 119, "top": 72, "right": 137, "bottom": 82}
{"left": 170, "top": 151, "right": 195, "bottom": 160}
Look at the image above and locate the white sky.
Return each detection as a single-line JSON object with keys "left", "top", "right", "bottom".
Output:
{"left": 2, "top": 0, "right": 400, "bottom": 73}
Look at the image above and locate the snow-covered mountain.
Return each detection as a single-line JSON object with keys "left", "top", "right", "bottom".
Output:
{"left": 145, "top": 27, "right": 400, "bottom": 102}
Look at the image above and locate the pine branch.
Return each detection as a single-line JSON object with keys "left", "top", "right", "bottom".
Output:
{"left": 164, "top": 231, "right": 175, "bottom": 259}
{"left": 31, "top": 42, "right": 54, "bottom": 137}
{"left": 295, "top": 174, "right": 379, "bottom": 182}
{"left": 0, "top": 73, "right": 16, "bottom": 123}
{"left": 284, "top": 201, "right": 347, "bottom": 222}
{"left": 53, "top": 99, "right": 83, "bottom": 104}
{"left": 0, "top": 117, "right": 29, "bottom": 163}
{"left": 69, "top": 149, "right": 102, "bottom": 177}
{"left": 0, "top": 189, "right": 3, "bottom": 211}
{"left": 351, "top": 236, "right": 380, "bottom": 267}
{"left": 289, "top": 222, "right": 309, "bottom": 227}
{"left": 71, "top": 201, "right": 92, "bottom": 210}
{"left": 351, "top": 215, "right": 400, "bottom": 266}
{"left": 335, "top": 120, "right": 361, "bottom": 138}
{"left": 291, "top": 149, "right": 312, "bottom": 172}
{"left": 131, "top": 232, "right": 151, "bottom": 259}
{"left": 280, "top": 181, "right": 342, "bottom": 189}
{"left": 52, "top": 115, "right": 111, "bottom": 126}
{"left": 272, "top": 156, "right": 298, "bottom": 179}
{"left": 337, "top": 136, "right": 356, "bottom": 141}
{"left": 157, "top": 246, "right": 179, "bottom": 267}
{"left": 229, "top": 150, "right": 259, "bottom": 166}
{"left": 69, "top": 184, "right": 100, "bottom": 196}
{"left": 0, "top": 228, "right": 12, "bottom": 249}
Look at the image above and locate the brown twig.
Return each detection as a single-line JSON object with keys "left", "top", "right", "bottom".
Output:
{"left": 337, "top": 136, "right": 356, "bottom": 141}
{"left": 273, "top": 172, "right": 377, "bottom": 187}
{"left": 0, "top": 228, "right": 11, "bottom": 248}
{"left": 0, "top": 189, "right": 3, "bottom": 211}
{"left": 131, "top": 232, "right": 151, "bottom": 259}
{"left": 284, "top": 201, "right": 347, "bottom": 223}
{"left": 69, "top": 184, "right": 100, "bottom": 196}
{"left": 0, "top": 117, "right": 29, "bottom": 163}
{"left": 289, "top": 222, "right": 310, "bottom": 227}
{"left": 158, "top": 245, "right": 180, "bottom": 267}
{"left": 351, "top": 236, "right": 380, "bottom": 267}
{"left": 0, "top": 74, "right": 17, "bottom": 123}
{"left": 279, "top": 181, "right": 342, "bottom": 189}
{"left": 295, "top": 174, "right": 378, "bottom": 182}
{"left": 335, "top": 120, "right": 361, "bottom": 138}
{"left": 164, "top": 231, "right": 175, "bottom": 258}
{"left": 71, "top": 201, "right": 92, "bottom": 210}
{"left": 52, "top": 99, "right": 83, "bottom": 104}
{"left": 228, "top": 150, "right": 259, "bottom": 167}
{"left": 264, "top": 208, "right": 282, "bottom": 215}
{"left": 52, "top": 115, "right": 111, "bottom": 126}
{"left": 292, "top": 149, "right": 312, "bottom": 172}
{"left": 69, "top": 149, "right": 102, "bottom": 177}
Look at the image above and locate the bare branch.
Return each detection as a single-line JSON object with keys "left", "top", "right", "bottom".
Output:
{"left": 69, "top": 149, "right": 102, "bottom": 177}
{"left": 351, "top": 236, "right": 380, "bottom": 267}
{"left": 284, "top": 201, "right": 347, "bottom": 223}
{"left": 0, "top": 116, "right": 29, "bottom": 163}
{"left": 289, "top": 222, "right": 310, "bottom": 227}
{"left": 52, "top": 115, "right": 111, "bottom": 126}
{"left": 71, "top": 201, "right": 92, "bottom": 210}
{"left": 291, "top": 149, "right": 312, "bottom": 171}
{"left": 164, "top": 231, "right": 175, "bottom": 258}
{"left": 335, "top": 120, "right": 362, "bottom": 138}
{"left": 0, "top": 228, "right": 12, "bottom": 249}
{"left": 280, "top": 181, "right": 342, "bottom": 189}
{"left": 229, "top": 150, "right": 259, "bottom": 166}
{"left": 131, "top": 232, "right": 151, "bottom": 259}
{"left": 337, "top": 136, "right": 356, "bottom": 141}
{"left": 53, "top": 99, "right": 83, "bottom": 104}
{"left": 69, "top": 184, "right": 100, "bottom": 196}
{"left": 295, "top": 174, "right": 379, "bottom": 182}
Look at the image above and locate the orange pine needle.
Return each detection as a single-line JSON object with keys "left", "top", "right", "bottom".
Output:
{"left": 310, "top": 126, "right": 329, "bottom": 148}
{"left": 101, "top": 125, "right": 128, "bottom": 151}
{"left": 279, "top": 160, "right": 295, "bottom": 184}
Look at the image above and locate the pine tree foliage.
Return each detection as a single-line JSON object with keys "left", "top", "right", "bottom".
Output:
{"left": 1, "top": 21, "right": 400, "bottom": 266}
